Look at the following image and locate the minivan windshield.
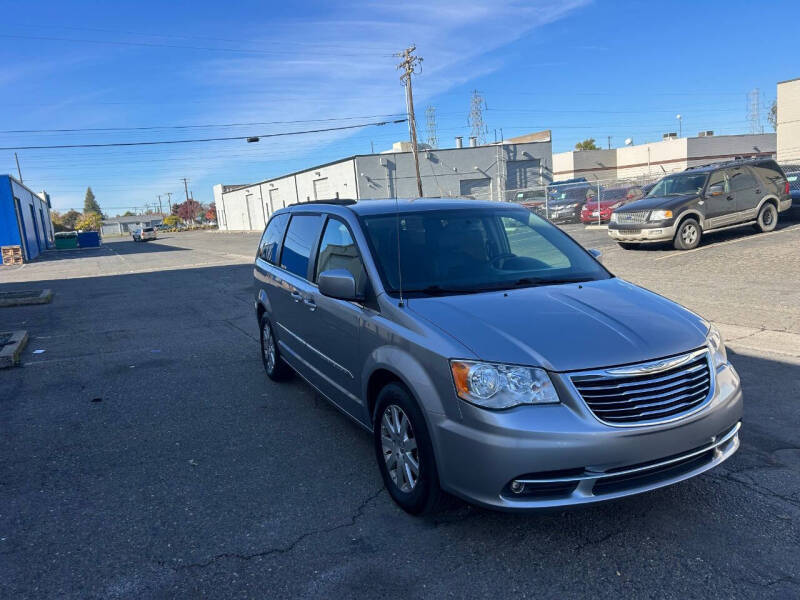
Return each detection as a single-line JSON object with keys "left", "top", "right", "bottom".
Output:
{"left": 647, "top": 172, "right": 709, "bottom": 197}
{"left": 361, "top": 208, "right": 610, "bottom": 296}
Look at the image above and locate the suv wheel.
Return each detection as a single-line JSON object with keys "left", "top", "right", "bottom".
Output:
{"left": 674, "top": 218, "right": 701, "bottom": 250}
{"left": 373, "top": 383, "right": 443, "bottom": 515}
{"left": 755, "top": 203, "right": 778, "bottom": 233}
{"left": 259, "top": 315, "right": 292, "bottom": 380}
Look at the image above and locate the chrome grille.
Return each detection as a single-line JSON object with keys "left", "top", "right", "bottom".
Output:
{"left": 571, "top": 350, "right": 712, "bottom": 425}
{"left": 615, "top": 210, "right": 650, "bottom": 225}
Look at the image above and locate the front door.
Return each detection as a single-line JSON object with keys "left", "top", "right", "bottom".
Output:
{"left": 703, "top": 170, "right": 733, "bottom": 229}
{"left": 728, "top": 167, "right": 760, "bottom": 222}
{"left": 303, "top": 216, "right": 368, "bottom": 418}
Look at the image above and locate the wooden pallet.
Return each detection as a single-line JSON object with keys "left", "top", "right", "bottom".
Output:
{"left": 1, "top": 245, "right": 23, "bottom": 265}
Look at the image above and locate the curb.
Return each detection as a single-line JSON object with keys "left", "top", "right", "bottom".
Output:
{"left": 0, "top": 289, "right": 54, "bottom": 307}
{"left": 0, "top": 330, "right": 28, "bottom": 368}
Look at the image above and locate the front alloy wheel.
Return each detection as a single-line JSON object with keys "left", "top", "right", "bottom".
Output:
{"left": 674, "top": 218, "right": 701, "bottom": 250}
{"left": 380, "top": 405, "right": 419, "bottom": 492}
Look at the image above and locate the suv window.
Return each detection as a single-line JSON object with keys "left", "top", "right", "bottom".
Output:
{"left": 280, "top": 214, "right": 323, "bottom": 278}
{"left": 707, "top": 170, "right": 729, "bottom": 193}
{"left": 728, "top": 168, "right": 757, "bottom": 192}
{"left": 258, "top": 213, "right": 289, "bottom": 264}
{"left": 315, "top": 218, "right": 366, "bottom": 289}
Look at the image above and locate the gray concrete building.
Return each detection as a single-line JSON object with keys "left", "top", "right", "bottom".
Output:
{"left": 213, "top": 133, "right": 553, "bottom": 232}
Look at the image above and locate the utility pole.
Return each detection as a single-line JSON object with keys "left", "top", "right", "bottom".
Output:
{"left": 14, "top": 152, "right": 22, "bottom": 182}
{"left": 395, "top": 45, "right": 424, "bottom": 197}
{"left": 180, "top": 178, "right": 190, "bottom": 202}
{"left": 157, "top": 195, "right": 164, "bottom": 215}
{"left": 607, "top": 136, "right": 612, "bottom": 150}
{"left": 166, "top": 192, "right": 173, "bottom": 214}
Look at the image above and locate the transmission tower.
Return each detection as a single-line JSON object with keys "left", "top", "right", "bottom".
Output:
{"left": 747, "top": 88, "right": 763, "bottom": 134}
{"left": 468, "top": 90, "right": 488, "bottom": 145}
{"left": 425, "top": 105, "right": 438, "bottom": 148}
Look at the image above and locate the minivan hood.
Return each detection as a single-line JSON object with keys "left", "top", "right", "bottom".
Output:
{"left": 406, "top": 278, "right": 708, "bottom": 372}
{"left": 618, "top": 194, "right": 697, "bottom": 211}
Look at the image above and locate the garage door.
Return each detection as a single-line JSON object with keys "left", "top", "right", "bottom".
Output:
{"left": 459, "top": 177, "right": 492, "bottom": 200}
{"left": 268, "top": 188, "right": 281, "bottom": 213}
{"left": 313, "top": 178, "right": 330, "bottom": 200}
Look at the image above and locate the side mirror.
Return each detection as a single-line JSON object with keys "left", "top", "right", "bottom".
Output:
{"left": 318, "top": 269, "right": 362, "bottom": 301}
{"left": 588, "top": 248, "right": 602, "bottom": 259}
{"left": 707, "top": 183, "right": 724, "bottom": 197}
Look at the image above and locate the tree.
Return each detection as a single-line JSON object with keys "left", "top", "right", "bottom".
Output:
{"left": 55, "top": 209, "right": 81, "bottom": 231}
{"left": 84, "top": 187, "right": 102, "bottom": 216}
{"left": 205, "top": 202, "right": 217, "bottom": 222}
{"left": 176, "top": 199, "right": 202, "bottom": 222}
{"left": 121, "top": 210, "right": 135, "bottom": 217}
{"left": 163, "top": 215, "right": 181, "bottom": 226}
{"left": 768, "top": 99, "right": 777, "bottom": 131}
{"left": 575, "top": 138, "right": 599, "bottom": 151}
{"left": 75, "top": 212, "right": 103, "bottom": 231}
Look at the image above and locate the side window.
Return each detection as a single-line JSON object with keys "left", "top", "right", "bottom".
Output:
{"left": 707, "top": 171, "right": 729, "bottom": 193}
{"left": 280, "top": 214, "right": 323, "bottom": 279}
{"left": 258, "top": 213, "right": 289, "bottom": 264}
{"left": 315, "top": 218, "right": 366, "bottom": 288}
{"left": 728, "top": 168, "right": 756, "bottom": 192}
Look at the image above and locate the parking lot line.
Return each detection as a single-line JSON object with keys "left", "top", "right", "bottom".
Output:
{"left": 654, "top": 224, "right": 800, "bottom": 261}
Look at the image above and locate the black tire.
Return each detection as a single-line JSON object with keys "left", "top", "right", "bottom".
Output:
{"left": 259, "top": 315, "right": 292, "bottom": 381}
{"left": 673, "top": 218, "right": 701, "bottom": 250}
{"left": 617, "top": 242, "right": 638, "bottom": 250}
{"left": 373, "top": 383, "right": 444, "bottom": 515}
{"left": 755, "top": 202, "right": 778, "bottom": 233}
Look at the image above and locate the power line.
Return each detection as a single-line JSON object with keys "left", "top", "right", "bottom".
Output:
{"left": 0, "top": 33, "right": 394, "bottom": 58}
{"left": 0, "top": 113, "right": 407, "bottom": 134}
{"left": 0, "top": 119, "right": 406, "bottom": 151}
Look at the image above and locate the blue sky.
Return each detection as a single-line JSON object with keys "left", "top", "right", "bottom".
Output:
{"left": 1, "top": 0, "right": 798, "bottom": 214}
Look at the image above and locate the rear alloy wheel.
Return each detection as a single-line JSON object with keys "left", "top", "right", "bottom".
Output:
{"left": 373, "top": 383, "right": 444, "bottom": 515}
{"left": 259, "top": 315, "right": 291, "bottom": 381}
{"left": 674, "top": 218, "right": 701, "bottom": 250}
{"left": 755, "top": 203, "right": 778, "bottom": 233}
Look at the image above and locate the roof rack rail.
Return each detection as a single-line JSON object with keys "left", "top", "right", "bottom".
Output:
{"left": 294, "top": 198, "right": 357, "bottom": 206}
{"left": 684, "top": 156, "right": 772, "bottom": 171}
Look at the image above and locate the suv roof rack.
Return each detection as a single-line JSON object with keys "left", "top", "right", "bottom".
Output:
{"left": 684, "top": 157, "right": 773, "bottom": 171}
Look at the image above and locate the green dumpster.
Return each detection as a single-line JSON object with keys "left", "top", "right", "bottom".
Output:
{"left": 54, "top": 232, "right": 79, "bottom": 249}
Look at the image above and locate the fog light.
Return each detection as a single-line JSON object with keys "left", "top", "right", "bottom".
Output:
{"left": 510, "top": 480, "right": 525, "bottom": 494}
{"left": 649, "top": 229, "right": 662, "bottom": 235}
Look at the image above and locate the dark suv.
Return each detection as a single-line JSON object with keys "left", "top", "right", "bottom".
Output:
{"left": 608, "top": 159, "right": 791, "bottom": 250}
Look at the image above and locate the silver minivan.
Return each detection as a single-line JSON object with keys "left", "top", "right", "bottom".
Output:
{"left": 254, "top": 198, "right": 742, "bottom": 514}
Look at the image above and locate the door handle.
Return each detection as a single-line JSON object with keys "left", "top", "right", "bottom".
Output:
{"left": 755, "top": 188, "right": 761, "bottom": 194}
{"left": 303, "top": 297, "right": 317, "bottom": 311}
{"left": 290, "top": 291, "right": 302, "bottom": 303}
{"left": 726, "top": 195, "right": 734, "bottom": 201}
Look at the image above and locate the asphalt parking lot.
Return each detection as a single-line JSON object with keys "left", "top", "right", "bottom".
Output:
{"left": 2, "top": 224, "right": 799, "bottom": 599}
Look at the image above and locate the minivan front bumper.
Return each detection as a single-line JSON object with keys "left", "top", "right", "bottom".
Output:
{"left": 429, "top": 362, "right": 742, "bottom": 510}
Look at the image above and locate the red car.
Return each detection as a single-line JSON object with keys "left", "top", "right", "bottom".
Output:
{"left": 580, "top": 186, "right": 645, "bottom": 224}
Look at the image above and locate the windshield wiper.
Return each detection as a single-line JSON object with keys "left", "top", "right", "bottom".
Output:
{"left": 405, "top": 285, "right": 479, "bottom": 296}
{"left": 510, "top": 277, "right": 594, "bottom": 288}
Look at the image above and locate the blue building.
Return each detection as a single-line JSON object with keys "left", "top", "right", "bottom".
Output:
{"left": 0, "top": 175, "right": 54, "bottom": 261}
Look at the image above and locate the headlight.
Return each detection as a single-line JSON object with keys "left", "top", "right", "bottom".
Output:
{"left": 610, "top": 213, "right": 619, "bottom": 223}
{"left": 707, "top": 325, "right": 728, "bottom": 368}
{"left": 450, "top": 360, "right": 559, "bottom": 409}
{"left": 649, "top": 209, "right": 673, "bottom": 221}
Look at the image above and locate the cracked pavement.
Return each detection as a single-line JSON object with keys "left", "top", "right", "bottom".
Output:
{"left": 1, "top": 228, "right": 799, "bottom": 598}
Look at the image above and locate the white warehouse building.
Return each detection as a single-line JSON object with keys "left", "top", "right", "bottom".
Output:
{"left": 213, "top": 132, "right": 553, "bottom": 232}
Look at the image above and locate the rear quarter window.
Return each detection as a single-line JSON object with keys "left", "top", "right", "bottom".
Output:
{"left": 258, "top": 213, "right": 289, "bottom": 264}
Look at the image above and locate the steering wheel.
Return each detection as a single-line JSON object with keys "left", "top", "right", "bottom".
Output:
{"left": 490, "top": 253, "right": 516, "bottom": 268}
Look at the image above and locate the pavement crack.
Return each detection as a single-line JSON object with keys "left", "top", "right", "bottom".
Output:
{"left": 707, "top": 471, "right": 800, "bottom": 509}
{"left": 165, "top": 486, "right": 385, "bottom": 571}
{"left": 573, "top": 529, "right": 626, "bottom": 554}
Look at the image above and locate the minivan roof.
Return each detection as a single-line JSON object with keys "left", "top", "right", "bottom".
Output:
{"left": 282, "top": 197, "right": 509, "bottom": 216}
